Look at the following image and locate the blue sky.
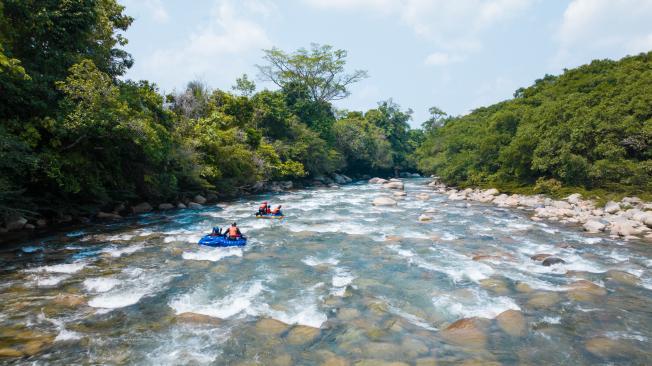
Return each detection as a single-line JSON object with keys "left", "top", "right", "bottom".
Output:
{"left": 119, "top": 0, "right": 652, "bottom": 126}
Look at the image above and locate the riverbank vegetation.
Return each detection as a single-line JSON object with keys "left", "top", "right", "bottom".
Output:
{"left": 0, "top": 0, "right": 420, "bottom": 227}
{"left": 416, "top": 52, "right": 652, "bottom": 201}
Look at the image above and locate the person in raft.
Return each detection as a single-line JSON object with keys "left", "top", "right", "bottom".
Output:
{"left": 257, "top": 201, "right": 270, "bottom": 216}
{"left": 270, "top": 205, "right": 283, "bottom": 216}
{"left": 210, "top": 227, "right": 222, "bottom": 236}
{"left": 226, "top": 222, "right": 243, "bottom": 240}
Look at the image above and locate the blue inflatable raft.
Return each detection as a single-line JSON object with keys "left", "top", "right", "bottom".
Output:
{"left": 198, "top": 235, "right": 247, "bottom": 247}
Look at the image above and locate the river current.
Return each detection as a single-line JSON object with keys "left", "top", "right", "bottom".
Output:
{"left": 1, "top": 179, "right": 651, "bottom": 365}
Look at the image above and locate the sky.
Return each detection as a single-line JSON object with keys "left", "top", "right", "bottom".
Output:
{"left": 118, "top": 0, "right": 652, "bottom": 126}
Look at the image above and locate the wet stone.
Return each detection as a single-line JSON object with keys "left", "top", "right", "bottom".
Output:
{"left": 527, "top": 292, "right": 560, "bottom": 309}
{"left": 256, "top": 318, "right": 289, "bottom": 336}
{"left": 0, "top": 348, "right": 23, "bottom": 358}
{"left": 542, "top": 257, "right": 566, "bottom": 266}
{"left": 606, "top": 270, "right": 641, "bottom": 286}
{"left": 176, "top": 312, "right": 222, "bottom": 325}
{"left": 440, "top": 317, "right": 489, "bottom": 349}
{"left": 496, "top": 309, "right": 526, "bottom": 337}
{"left": 322, "top": 356, "right": 351, "bottom": 366}
{"left": 286, "top": 325, "right": 320, "bottom": 345}
{"left": 415, "top": 358, "right": 438, "bottom": 366}
{"left": 585, "top": 337, "right": 637, "bottom": 359}
{"left": 355, "top": 360, "right": 409, "bottom": 366}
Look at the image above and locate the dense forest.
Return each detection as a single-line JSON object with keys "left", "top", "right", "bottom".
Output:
{"left": 1, "top": 0, "right": 651, "bottom": 231}
{"left": 0, "top": 0, "right": 420, "bottom": 229}
{"left": 417, "top": 52, "right": 652, "bottom": 199}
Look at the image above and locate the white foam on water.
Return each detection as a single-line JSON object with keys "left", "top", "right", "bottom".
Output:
{"left": 55, "top": 328, "right": 82, "bottom": 342}
{"left": 145, "top": 326, "right": 229, "bottom": 366}
{"left": 607, "top": 249, "right": 630, "bottom": 262}
{"left": 541, "top": 316, "right": 561, "bottom": 324}
{"left": 432, "top": 287, "right": 520, "bottom": 319}
{"left": 256, "top": 301, "right": 327, "bottom": 328}
{"left": 21, "top": 246, "right": 42, "bottom": 253}
{"left": 83, "top": 277, "right": 120, "bottom": 293}
{"left": 331, "top": 268, "right": 355, "bottom": 296}
{"left": 422, "top": 247, "right": 495, "bottom": 283}
{"left": 88, "top": 269, "right": 176, "bottom": 310}
{"left": 302, "top": 256, "right": 339, "bottom": 266}
{"left": 33, "top": 274, "right": 70, "bottom": 287}
{"left": 604, "top": 331, "right": 648, "bottom": 342}
{"left": 584, "top": 237, "right": 602, "bottom": 244}
{"left": 171, "top": 281, "right": 264, "bottom": 319}
{"left": 102, "top": 243, "right": 144, "bottom": 257}
{"left": 182, "top": 247, "right": 243, "bottom": 262}
{"left": 26, "top": 261, "right": 88, "bottom": 274}
{"left": 89, "top": 291, "right": 147, "bottom": 309}
{"left": 440, "top": 232, "right": 460, "bottom": 241}
{"left": 105, "top": 233, "right": 134, "bottom": 241}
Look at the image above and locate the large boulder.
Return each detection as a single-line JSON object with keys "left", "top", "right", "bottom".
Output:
{"left": 373, "top": 196, "right": 397, "bottom": 206}
{"left": 131, "top": 202, "right": 153, "bottom": 214}
{"left": 193, "top": 195, "right": 207, "bottom": 204}
{"left": 639, "top": 212, "right": 652, "bottom": 228}
{"left": 608, "top": 218, "right": 645, "bottom": 237}
{"left": 542, "top": 257, "right": 566, "bottom": 266}
{"left": 604, "top": 201, "right": 620, "bottom": 214}
{"left": 97, "top": 212, "right": 122, "bottom": 220}
{"left": 177, "top": 203, "right": 187, "bottom": 209}
{"left": 383, "top": 181, "right": 404, "bottom": 190}
{"left": 5, "top": 216, "right": 27, "bottom": 231}
{"left": 158, "top": 203, "right": 175, "bottom": 210}
{"left": 583, "top": 220, "right": 606, "bottom": 233}
{"left": 188, "top": 202, "right": 203, "bottom": 209}
{"left": 440, "top": 317, "right": 489, "bottom": 349}
{"left": 484, "top": 188, "right": 499, "bottom": 196}
{"left": 565, "top": 193, "right": 582, "bottom": 205}
{"left": 333, "top": 174, "right": 352, "bottom": 184}
{"left": 369, "top": 177, "right": 388, "bottom": 184}
{"left": 496, "top": 309, "right": 526, "bottom": 337}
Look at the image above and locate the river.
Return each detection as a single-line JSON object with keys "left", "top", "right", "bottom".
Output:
{"left": 1, "top": 179, "right": 651, "bottom": 365}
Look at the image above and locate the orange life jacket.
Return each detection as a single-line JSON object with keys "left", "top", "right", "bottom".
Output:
{"left": 228, "top": 226, "right": 239, "bottom": 238}
{"left": 271, "top": 208, "right": 280, "bottom": 214}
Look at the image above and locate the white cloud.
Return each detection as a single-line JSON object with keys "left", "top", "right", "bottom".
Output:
{"left": 122, "top": 0, "right": 169, "bottom": 23}
{"left": 424, "top": 52, "right": 464, "bottom": 66}
{"left": 304, "top": 0, "right": 534, "bottom": 60}
{"left": 555, "top": 0, "right": 652, "bottom": 67}
{"left": 133, "top": 0, "right": 271, "bottom": 91}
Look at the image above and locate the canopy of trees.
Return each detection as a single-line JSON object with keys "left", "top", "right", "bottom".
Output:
{"left": 416, "top": 52, "right": 652, "bottom": 196}
{"left": 0, "top": 1, "right": 420, "bottom": 225}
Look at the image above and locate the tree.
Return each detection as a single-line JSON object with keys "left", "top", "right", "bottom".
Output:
{"left": 232, "top": 73, "right": 256, "bottom": 97}
{"left": 422, "top": 106, "right": 448, "bottom": 132}
{"left": 256, "top": 43, "right": 368, "bottom": 103}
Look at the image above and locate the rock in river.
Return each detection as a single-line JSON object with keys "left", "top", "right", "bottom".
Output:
{"left": 373, "top": 196, "right": 397, "bottom": 206}
{"left": 440, "top": 317, "right": 489, "bottom": 349}
{"left": 542, "top": 257, "right": 566, "bottom": 266}
{"left": 496, "top": 309, "right": 526, "bottom": 337}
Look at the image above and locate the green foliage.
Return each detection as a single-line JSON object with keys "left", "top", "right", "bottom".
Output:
{"left": 417, "top": 52, "right": 652, "bottom": 196}
{"left": 0, "top": 1, "right": 420, "bottom": 225}
{"left": 257, "top": 43, "right": 368, "bottom": 103}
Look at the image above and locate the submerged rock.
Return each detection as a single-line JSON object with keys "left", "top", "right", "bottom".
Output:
{"left": 527, "top": 292, "right": 560, "bottom": 309}
{"left": 373, "top": 197, "right": 397, "bottom": 206}
{"left": 605, "top": 270, "right": 641, "bottom": 286}
{"left": 176, "top": 312, "right": 222, "bottom": 325}
{"left": 416, "top": 193, "right": 430, "bottom": 200}
{"left": 286, "top": 325, "right": 320, "bottom": 345}
{"left": 418, "top": 214, "right": 432, "bottom": 222}
{"left": 585, "top": 337, "right": 636, "bottom": 358}
{"left": 496, "top": 309, "right": 526, "bottom": 337}
{"left": 0, "top": 348, "right": 23, "bottom": 357}
{"left": 255, "top": 318, "right": 288, "bottom": 336}
{"left": 188, "top": 202, "right": 203, "bottom": 209}
{"left": 440, "top": 317, "right": 489, "bottom": 349}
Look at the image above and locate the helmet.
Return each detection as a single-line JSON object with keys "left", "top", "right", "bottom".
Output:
{"left": 232, "top": 222, "right": 237, "bottom": 226}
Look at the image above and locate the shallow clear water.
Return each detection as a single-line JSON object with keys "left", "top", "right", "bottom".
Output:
{"left": 1, "top": 179, "right": 652, "bottom": 365}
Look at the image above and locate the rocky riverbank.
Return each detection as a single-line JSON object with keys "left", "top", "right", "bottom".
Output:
{"left": 0, "top": 173, "right": 355, "bottom": 239}
{"left": 415, "top": 177, "right": 652, "bottom": 242}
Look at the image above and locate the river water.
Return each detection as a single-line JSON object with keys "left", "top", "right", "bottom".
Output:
{"left": 1, "top": 179, "right": 651, "bottom": 365}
